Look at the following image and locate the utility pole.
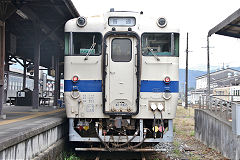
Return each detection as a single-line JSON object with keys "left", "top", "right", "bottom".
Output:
{"left": 202, "top": 37, "right": 214, "bottom": 109}
{"left": 207, "top": 37, "right": 210, "bottom": 109}
{"left": 185, "top": 33, "right": 189, "bottom": 109}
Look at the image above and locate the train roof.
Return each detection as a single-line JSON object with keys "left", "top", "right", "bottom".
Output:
{"left": 65, "top": 11, "right": 180, "bottom": 33}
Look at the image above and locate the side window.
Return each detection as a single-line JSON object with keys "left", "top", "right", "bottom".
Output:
{"left": 64, "top": 33, "right": 70, "bottom": 55}
{"left": 174, "top": 33, "right": 180, "bottom": 56}
{"left": 111, "top": 38, "right": 132, "bottom": 62}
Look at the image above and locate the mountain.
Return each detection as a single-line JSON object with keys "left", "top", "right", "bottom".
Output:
{"left": 179, "top": 67, "right": 240, "bottom": 92}
{"left": 179, "top": 69, "right": 206, "bottom": 92}
{"left": 232, "top": 67, "right": 240, "bottom": 72}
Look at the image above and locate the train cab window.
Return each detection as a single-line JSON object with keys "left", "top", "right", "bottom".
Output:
{"left": 66, "top": 32, "right": 102, "bottom": 56}
{"left": 142, "top": 33, "right": 179, "bottom": 56}
{"left": 111, "top": 38, "right": 132, "bottom": 62}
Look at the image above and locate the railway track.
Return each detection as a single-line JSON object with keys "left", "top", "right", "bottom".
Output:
{"left": 73, "top": 151, "right": 168, "bottom": 160}
{"left": 66, "top": 142, "right": 169, "bottom": 160}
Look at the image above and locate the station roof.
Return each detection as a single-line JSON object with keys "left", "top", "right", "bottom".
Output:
{"left": 195, "top": 68, "right": 240, "bottom": 79}
{"left": 1, "top": 0, "right": 79, "bottom": 70}
{"left": 208, "top": 8, "right": 240, "bottom": 38}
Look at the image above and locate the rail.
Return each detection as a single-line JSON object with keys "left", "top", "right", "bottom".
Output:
{"left": 198, "top": 95, "right": 240, "bottom": 135}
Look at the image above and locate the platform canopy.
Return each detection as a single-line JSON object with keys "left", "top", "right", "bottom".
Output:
{"left": 208, "top": 8, "right": 240, "bottom": 38}
{"left": 0, "top": 0, "right": 79, "bottom": 69}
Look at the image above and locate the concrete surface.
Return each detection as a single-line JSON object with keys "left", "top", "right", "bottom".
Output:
{"left": 195, "top": 109, "right": 240, "bottom": 160}
{"left": 0, "top": 105, "right": 67, "bottom": 160}
{"left": 33, "top": 138, "right": 65, "bottom": 160}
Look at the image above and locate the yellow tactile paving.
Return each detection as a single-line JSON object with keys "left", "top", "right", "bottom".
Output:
{"left": 5, "top": 112, "right": 35, "bottom": 114}
{"left": 0, "top": 108, "right": 65, "bottom": 126}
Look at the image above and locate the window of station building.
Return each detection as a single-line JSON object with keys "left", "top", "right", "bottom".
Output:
{"left": 71, "top": 32, "right": 102, "bottom": 56}
{"left": 141, "top": 33, "right": 179, "bottom": 56}
{"left": 9, "top": 82, "right": 12, "bottom": 90}
{"left": 15, "top": 82, "right": 17, "bottom": 90}
{"left": 111, "top": 38, "right": 132, "bottom": 62}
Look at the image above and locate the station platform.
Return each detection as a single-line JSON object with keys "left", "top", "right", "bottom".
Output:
{"left": 0, "top": 105, "right": 67, "bottom": 159}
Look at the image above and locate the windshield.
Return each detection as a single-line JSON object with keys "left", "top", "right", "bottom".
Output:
{"left": 142, "top": 33, "right": 179, "bottom": 56}
{"left": 65, "top": 32, "right": 102, "bottom": 56}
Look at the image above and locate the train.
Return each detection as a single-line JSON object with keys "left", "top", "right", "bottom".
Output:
{"left": 4, "top": 67, "right": 55, "bottom": 105}
{"left": 64, "top": 9, "right": 179, "bottom": 151}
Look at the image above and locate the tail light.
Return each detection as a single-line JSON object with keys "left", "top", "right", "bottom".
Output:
{"left": 164, "top": 76, "right": 170, "bottom": 83}
{"left": 72, "top": 75, "right": 79, "bottom": 83}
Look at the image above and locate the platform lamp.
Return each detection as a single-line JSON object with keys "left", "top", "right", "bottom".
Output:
{"left": 16, "top": 10, "right": 28, "bottom": 20}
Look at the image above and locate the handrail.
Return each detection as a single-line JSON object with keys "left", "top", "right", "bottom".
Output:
{"left": 198, "top": 95, "right": 234, "bottom": 122}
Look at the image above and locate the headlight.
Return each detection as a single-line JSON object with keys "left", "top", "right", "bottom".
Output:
{"left": 157, "top": 17, "right": 167, "bottom": 28}
{"left": 76, "top": 16, "right": 87, "bottom": 27}
{"left": 71, "top": 90, "right": 80, "bottom": 99}
{"left": 163, "top": 92, "right": 171, "bottom": 100}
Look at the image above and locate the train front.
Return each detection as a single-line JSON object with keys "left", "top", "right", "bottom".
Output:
{"left": 64, "top": 10, "right": 179, "bottom": 151}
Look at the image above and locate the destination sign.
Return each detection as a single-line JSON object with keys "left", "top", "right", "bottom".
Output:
{"left": 109, "top": 17, "right": 136, "bottom": 26}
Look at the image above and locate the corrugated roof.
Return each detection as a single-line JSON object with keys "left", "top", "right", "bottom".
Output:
{"left": 3, "top": 0, "right": 79, "bottom": 70}
{"left": 196, "top": 68, "right": 240, "bottom": 88}
{"left": 208, "top": 8, "right": 240, "bottom": 38}
{"left": 196, "top": 68, "right": 240, "bottom": 79}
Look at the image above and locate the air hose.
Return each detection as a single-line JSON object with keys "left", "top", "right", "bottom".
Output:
{"left": 153, "top": 113, "right": 156, "bottom": 138}
{"left": 159, "top": 110, "right": 164, "bottom": 138}
{"left": 95, "top": 124, "right": 147, "bottom": 151}
{"left": 111, "top": 127, "right": 139, "bottom": 147}
{"left": 126, "top": 128, "right": 147, "bottom": 150}
{"left": 95, "top": 123, "right": 111, "bottom": 151}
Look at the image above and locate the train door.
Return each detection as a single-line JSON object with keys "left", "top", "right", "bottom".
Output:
{"left": 105, "top": 36, "right": 138, "bottom": 114}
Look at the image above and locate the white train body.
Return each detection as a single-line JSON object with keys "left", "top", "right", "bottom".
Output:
{"left": 64, "top": 10, "right": 179, "bottom": 151}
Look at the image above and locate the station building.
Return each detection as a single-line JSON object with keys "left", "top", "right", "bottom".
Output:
{"left": 190, "top": 67, "right": 240, "bottom": 104}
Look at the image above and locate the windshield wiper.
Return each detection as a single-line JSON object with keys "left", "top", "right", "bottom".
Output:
{"left": 147, "top": 47, "right": 160, "bottom": 61}
{"left": 84, "top": 35, "right": 96, "bottom": 60}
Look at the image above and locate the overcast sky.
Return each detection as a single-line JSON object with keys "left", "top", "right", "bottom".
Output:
{"left": 71, "top": 0, "right": 240, "bottom": 71}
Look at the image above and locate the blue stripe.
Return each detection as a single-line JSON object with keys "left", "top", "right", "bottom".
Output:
{"left": 64, "top": 80, "right": 179, "bottom": 93}
{"left": 140, "top": 80, "right": 179, "bottom": 92}
{"left": 64, "top": 80, "right": 102, "bottom": 92}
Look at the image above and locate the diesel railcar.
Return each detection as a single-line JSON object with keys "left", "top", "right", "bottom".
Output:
{"left": 64, "top": 9, "right": 179, "bottom": 151}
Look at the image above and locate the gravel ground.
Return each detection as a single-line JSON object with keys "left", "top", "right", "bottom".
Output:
{"left": 163, "top": 106, "right": 229, "bottom": 160}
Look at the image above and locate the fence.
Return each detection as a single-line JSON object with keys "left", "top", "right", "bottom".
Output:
{"left": 198, "top": 95, "right": 240, "bottom": 135}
